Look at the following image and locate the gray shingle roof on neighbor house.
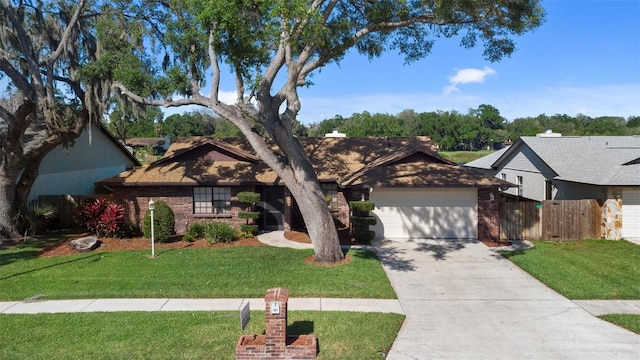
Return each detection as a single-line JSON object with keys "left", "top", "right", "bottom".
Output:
{"left": 467, "top": 136, "right": 640, "bottom": 186}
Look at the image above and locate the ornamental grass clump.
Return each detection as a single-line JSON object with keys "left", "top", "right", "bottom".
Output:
{"left": 143, "top": 200, "right": 175, "bottom": 243}
{"left": 204, "top": 222, "right": 238, "bottom": 244}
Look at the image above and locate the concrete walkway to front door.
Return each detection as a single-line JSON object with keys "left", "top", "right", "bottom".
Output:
{"left": 372, "top": 239, "right": 640, "bottom": 360}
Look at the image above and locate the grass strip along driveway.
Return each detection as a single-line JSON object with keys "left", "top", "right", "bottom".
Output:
{"left": 501, "top": 239, "right": 640, "bottom": 334}
{"left": 0, "top": 245, "right": 396, "bottom": 300}
{"left": 1, "top": 311, "right": 404, "bottom": 360}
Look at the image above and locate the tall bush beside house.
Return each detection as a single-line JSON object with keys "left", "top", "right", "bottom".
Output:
{"left": 237, "top": 191, "right": 261, "bottom": 235}
{"left": 143, "top": 200, "right": 175, "bottom": 243}
{"left": 350, "top": 200, "right": 376, "bottom": 243}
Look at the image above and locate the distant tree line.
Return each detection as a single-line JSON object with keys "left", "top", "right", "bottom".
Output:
{"left": 105, "top": 103, "right": 640, "bottom": 151}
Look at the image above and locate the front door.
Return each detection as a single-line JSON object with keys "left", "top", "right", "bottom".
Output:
{"left": 256, "top": 186, "right": 284, "bottom": 230}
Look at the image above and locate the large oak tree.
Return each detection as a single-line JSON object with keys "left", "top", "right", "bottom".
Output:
{"left": 99, "top": 0, "right": 544, "bottom": 263}
{"left": 0, "top": 1, "right": 107, "bottom": 238}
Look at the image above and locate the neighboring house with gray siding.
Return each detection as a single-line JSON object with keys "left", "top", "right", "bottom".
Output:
{"left": 29, "top": 122, "right": 139, "bottom": 202}
{"left": 465, "top": 132, "right": 640, "bottom": 240}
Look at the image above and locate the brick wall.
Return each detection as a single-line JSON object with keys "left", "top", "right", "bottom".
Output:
{"left": 477, "top": 187, "right": 500, "bottom": 242}
{"left": 236, "top": 287, "right": 317, "bottom": 359}
{"left": 114, "top": 185, "right": 254, "bottom": 234}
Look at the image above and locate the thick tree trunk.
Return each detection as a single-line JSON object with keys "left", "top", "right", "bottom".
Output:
{"left": 0, "top": 169, "right": 20, "bottom": 239}
{"left": 216, "top": 104, "right": 344, "bottom": 263}
{"left": 273, "top": 136, "right": 344, "bottom": 263}
{"left": 287, "top": 172, "right": 345, "bottom": 263}
{"left": 0, "top": 160, "right": 20, "bottom": 239}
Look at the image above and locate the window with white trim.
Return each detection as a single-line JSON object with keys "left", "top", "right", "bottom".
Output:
{"left": 516, "top": 176, "right": 523, "bottom": 197}
{"left": 193, "top": 187, "right": 231, "bottom": 215}
{"left": 500, "top": 173, "right": 507, "bottom": 181}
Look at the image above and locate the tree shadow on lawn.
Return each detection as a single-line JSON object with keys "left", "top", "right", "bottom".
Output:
{"left": 0, "top": 252, "right": 102, "bottom": 281}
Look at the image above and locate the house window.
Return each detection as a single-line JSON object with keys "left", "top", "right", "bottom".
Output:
{"left": 320, "top": 183, "right": 338, "bottom": 197}
{"left": 545, "top": 180, "right": 553, "bottom": 200}
{"left": 320, "top": 183, "right": 339, "bottom": 207}
{"left": 500, "top": 173, "right": 507, "bottom": 181}
{"left": 516, "top": 176, "right": 523, "bottom": 197}
{"left": 193, "top": 187, "right": 231, "bottom": 215}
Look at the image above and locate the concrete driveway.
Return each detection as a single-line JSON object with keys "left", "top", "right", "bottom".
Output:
{"left": 373, "top": 239, "right": 640, "bottom": 360}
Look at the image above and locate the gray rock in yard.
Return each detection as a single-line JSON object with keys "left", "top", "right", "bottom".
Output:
{"left": 70, "top": 236, "right": 100, "bottom": 253}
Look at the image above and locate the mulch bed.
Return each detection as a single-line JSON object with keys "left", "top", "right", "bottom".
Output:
{"left": 21, "top": 230, "right": 503, "bottom": 260}
{"left": 35, "top": 234, "right": 265, "bottom": 258}
{"left": 33, "top": 230, "right": 358, "bottom": 262}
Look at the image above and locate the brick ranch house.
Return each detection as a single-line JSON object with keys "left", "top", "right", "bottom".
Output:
{"left": 96, "top": 136, "right": 513, "bottom": 242}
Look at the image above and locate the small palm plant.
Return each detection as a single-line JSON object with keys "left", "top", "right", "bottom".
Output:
{"left": 15, "top": 201, "right": 58, "bottom": 237}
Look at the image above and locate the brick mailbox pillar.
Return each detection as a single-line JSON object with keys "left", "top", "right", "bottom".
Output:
{"left": 265, "top": 287, "right": 288, "bottom": 354}
{"left": 235, "top": 287, "right": 317, "bottom": 359}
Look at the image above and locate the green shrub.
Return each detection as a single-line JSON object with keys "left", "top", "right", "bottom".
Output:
{"left": 351, "top": 216, "right": 377, "bottom": 226}
{"left": 237, "top": 191, "right": 261, "bottom": 235}
{"left": 143, "top": 200, "right": 175, "bottom": 243}
{"left": 240, "top": 224, "right": 259, "bottom": 235}
{"left": 350, "top": 200, "right": 376, "bottom": 243}
{"left": 117, "top": 221, "right": 141, "bottom": 238}
{"left": 349, "top": 201, "right": 375, "bottom": 212}
{"left": 204, "top": 222, "right": 237, "bottom": 244}
{"left": 238, "top": 211, "right": 260, "bottom": 220}
{"left": 183, "top": 222, "right": 207, "bottom": 242}
{"left": 237, "top": 191, "right": 261, "bottom": 204}
{"left": 352, "top": 230, "right": 376, "bottom": 243}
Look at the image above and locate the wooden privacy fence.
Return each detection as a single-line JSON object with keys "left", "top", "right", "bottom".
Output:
{"left": 500, "top": 199, "right": 601, "bottom": 241}
{"left": 39, "top": 194, "right": 113, "bottom": 229}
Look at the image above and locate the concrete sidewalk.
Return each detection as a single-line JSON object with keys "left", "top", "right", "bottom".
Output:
{"left": 0, "top": 297, "right": 403, "bottom": 314}
{"left": 373, "top": 238, "right": 640, "bottom": 360}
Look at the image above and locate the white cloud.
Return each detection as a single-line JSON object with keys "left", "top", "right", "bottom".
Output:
{"left": 444, "top": 67, "right": 496, "bottom": 95}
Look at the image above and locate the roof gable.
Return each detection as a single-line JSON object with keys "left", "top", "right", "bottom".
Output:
{"left": 99, "top": 136, "right": 510, "bottom": 188}
{"left": 491, "top": 136, "right": 640, "bottom": 186}
{"left": 156, "top": 138, "right": 260, "bottom": 165}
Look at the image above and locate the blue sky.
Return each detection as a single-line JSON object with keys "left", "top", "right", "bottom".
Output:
{"left": 276, "top": 0, "right": 639, "bottom": 125}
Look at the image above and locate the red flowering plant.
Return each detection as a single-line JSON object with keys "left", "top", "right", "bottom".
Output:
{"left": 76, "top": 198, "right": 125, "bottom": 237}
{"left": 96, "top": 203, "right": 125, "bottom": 237}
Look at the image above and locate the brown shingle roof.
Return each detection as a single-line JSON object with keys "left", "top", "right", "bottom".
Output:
{"left": 98, "top": 136, "right": 509, "bottom": 188}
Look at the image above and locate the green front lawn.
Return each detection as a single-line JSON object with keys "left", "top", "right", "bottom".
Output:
{"left": 0, "top": 244, "right": 395, "bottom": 301}
{"left": 438, "top": 150, "right": 493, "bottom": 164}
{"left": 599, "top": 314, "right": 640, "bottom": 335}
{"left": 500, "top": 239, "right": 640, "bottom": 300}
{"left": 0, "top": 311, "right": 404, "bottom": 359}
{"left": 500, "top": 239, "right": 640, "bottom": 334}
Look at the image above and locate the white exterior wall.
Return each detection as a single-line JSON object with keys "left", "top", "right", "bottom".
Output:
{"left": 622, "top": 189, "right": 640, "bottom": 239}
{"left": 29, "top": 123, "right": 136, "bottom": 201}
{"left": 497, "top": 145, "right": 556, "bottom": 201}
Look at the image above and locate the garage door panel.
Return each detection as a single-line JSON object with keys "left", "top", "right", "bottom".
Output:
{"left": 622, "top": 190, "right": 640, "bottom": 239}
{"left": 371, "top": 188, "right": 477, "bottom": 240}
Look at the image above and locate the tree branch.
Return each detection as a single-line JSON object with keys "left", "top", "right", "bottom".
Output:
{"left": 112, "top": 81, "right": 208, "bottom": 108}
{"left": 208, "top": 30, "right": 220, "bottom": 102}
{"left": 49, "top": 0, "right": 87, "bottom": 63}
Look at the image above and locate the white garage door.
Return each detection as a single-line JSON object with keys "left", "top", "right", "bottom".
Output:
{"left": 370, "top": 188, "right": 478, "bottom": 240}
{"left": 622, "top": 189, "right": 640, "bottom": 239}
